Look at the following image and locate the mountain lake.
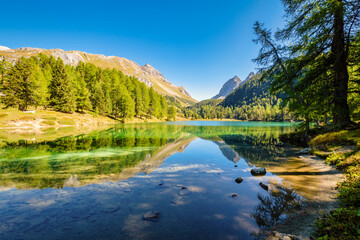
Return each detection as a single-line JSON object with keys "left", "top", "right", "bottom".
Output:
{"left": 0, "top": 121, "right": 341, "bottom": 240}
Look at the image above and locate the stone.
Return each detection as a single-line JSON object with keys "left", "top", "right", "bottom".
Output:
{"left": 235, "top": 177, "right": 243, "bottom": 184}
{"left": 143, "top": 211, "right": 159, "bottom": 221}
{"left": 259, "top": 182, "right": 269, "bottom": 191}
{"left": 299, "top": 148, "right": 311, "bottom": 154}
{"left": 282, "top": 236, "right": 292, "bottom": 240}
{"left": 275, "top": 142, "right": 284, "bottom": 147}
{"left": 273, "top": 231, "right": 282, "bottom": 238}
{"left": 250, "top": 167, "right": 266, "bottom": 176}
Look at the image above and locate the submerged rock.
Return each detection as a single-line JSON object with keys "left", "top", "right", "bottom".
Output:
{"left": 251, "top": 167, "right": 267, "bottom": 176}
{"left": 234, "top": 165, "right": 238, "bottom": 167}
{"left": 259, "top": 182, "right": 269, "bottom": 191}
{"left": 231, "top": 193, "right": 238, "bottom": 198}
{"left": 235, "top": 177, "right": 243, "bottom": 184}
{"left": 143, "top": 211, "right": 160, "bottom": 221}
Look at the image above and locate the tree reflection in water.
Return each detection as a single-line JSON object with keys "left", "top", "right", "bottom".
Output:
{"left": 251, "top": 183, "right": 302, "bottom": 233}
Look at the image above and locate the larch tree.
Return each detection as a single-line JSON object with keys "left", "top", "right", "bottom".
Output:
{"left": 253, "top": 0, "right": 360, "bottom": 127}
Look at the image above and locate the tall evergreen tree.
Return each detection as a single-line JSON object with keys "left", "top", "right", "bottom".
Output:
{"left": 1, "top": 58, "right": 35, "bottom": 111}
{"left": 253, "top": 0, "right": 360, "bottom": 127}
{"left": 49, "top": 58, "right": 75, "bottom": 113}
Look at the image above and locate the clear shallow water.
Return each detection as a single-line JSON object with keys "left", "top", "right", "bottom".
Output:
{"left": 0, "top": 121, "right": 304, "bottom": 240}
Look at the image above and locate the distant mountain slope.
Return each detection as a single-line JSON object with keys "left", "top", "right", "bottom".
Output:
{"left": 212, "top": 72, "right": 255, "bottom": 100}
{"left": 223, "top": 72, "right": 277, "bottom": 107}
{"left": 0, "top": 46, "right": 197, "bottom": 105}
{"left": 212, "top": 75, "right": 242, "bottom": 99}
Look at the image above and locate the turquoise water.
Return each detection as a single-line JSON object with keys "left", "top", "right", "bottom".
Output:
{"left": 0, "top": 121, "right": 302, "bottom": 240}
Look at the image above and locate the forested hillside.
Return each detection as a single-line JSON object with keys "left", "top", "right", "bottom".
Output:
{"left": 0, "top": 47, "right": 197, "bottom": 106}
{"left": 0, "top": 54, "right": 177, "bottom": 122}
{"left": 182, "top": 73, "right": 292, "bottom": 121}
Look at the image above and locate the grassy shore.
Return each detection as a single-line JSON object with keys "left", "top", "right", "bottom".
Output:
{"left": 281, "top": 125, "right": 360, "bottom": 239}
{"left": 0, "top": 107, "right": 174, "bottom": 144}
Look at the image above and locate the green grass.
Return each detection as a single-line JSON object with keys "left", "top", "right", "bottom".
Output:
{"left": 310, "top": 129, "right": 360, "bottom": 151}
{"left": 42, "top": 120, "right": 56, "bottom": 126}
{"left": 57, "top": 118, "right": 76, "bottom": 125}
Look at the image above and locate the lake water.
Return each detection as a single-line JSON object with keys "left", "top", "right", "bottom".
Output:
{"left": 0, "top": 121, "right": 308, "bottom": 240}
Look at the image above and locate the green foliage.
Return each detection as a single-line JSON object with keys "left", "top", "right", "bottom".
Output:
{"left": 315, "top": 207, "right": 360, "bottom": 240}
{"left": 184, "top": 74, "right": 293, "bottom": 121}
{"left": 1, "top": 58, "right": 36, "bottom": 111}
{"left": 311, "top": 130, "right": 360, "bottom": 239}
{"left": 49, "top": 59, "right": 75, "bottom": 113}
{"left": 0, "top": 54, "right": 172, "bottom": 121}
{"left": 252, "top": 0, "right": 360, "bottom": 130}
{"left": 167, "top": 105, "right": 177, "bottom": 121}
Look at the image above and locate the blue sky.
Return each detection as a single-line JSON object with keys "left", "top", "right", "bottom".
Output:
{"left": 0, "top": 0, "right": 285, "bottom": 100}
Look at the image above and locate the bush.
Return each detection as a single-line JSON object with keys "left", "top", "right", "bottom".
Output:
{"left": 315, "top": 208, "right": 360, "bottom": 240}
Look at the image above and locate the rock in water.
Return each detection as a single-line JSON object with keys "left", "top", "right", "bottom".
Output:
{"left": 235, "top": 177, "right": 243, "bottom": 183}
{"left": 143, "top": 211, "right": 159, "bottom": 221}
{"left": 250, "top": 167, "right": 266, "bottom": 176}
{"left": 299, "top": 148, "right": 311, "bottom": 154}
{"left": 259, "top": 182, "right": 269, "bottom": 191}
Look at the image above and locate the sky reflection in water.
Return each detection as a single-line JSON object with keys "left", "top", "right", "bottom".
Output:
{"left": 0, "top": 121, "right": 303, "bottom": 240}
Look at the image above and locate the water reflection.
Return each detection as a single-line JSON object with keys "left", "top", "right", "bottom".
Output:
{"left": 0, "top": 122, "right": 293, "bottom": 190}
{"left": 0, "top": 121, "right": 309, "bottom": 240}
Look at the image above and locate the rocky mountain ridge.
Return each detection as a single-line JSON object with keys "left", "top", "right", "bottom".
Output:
{"left": 212, "top": 72, "right": 255, "bottom": 99}
{"left": 0, "top": 46, "right": 197, "bottom": 105}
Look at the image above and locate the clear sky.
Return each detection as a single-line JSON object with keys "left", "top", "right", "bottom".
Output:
{"left": 0, "top": 0, "right": 285, "bottom": 100}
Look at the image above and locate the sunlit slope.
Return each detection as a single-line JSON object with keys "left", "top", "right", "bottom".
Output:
{"left": 0, "top": 47, "right": 197, "bottom": 105}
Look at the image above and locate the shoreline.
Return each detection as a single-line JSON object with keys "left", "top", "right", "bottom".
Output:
{"left": 267, "top": 154, "right": 343, "bottom": 239}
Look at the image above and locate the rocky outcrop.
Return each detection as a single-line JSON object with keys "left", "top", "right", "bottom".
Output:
{"left": 244, "top": 72, "right": 255, "bottom": 82}
{"left": 212, "top": 75, "right": 243, "bottom": 99}
{"left": 0, "top": 46, "right": 12, "bottom": 52}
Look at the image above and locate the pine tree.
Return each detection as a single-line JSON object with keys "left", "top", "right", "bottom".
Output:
{"left": 49, "top": 58, "right": 75, "bottom": 113}
{"left": 168, "top": 105, "right": 177, "bottom": 121}
{"left": 1, "top": 58, "right": 36, "bottom": 111}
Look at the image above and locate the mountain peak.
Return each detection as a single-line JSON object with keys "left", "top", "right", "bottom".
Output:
{"left": 212, "top": 75, "right": 243, "bottom": 99}
{"left": 245, "top": 72, "right": 255, "bottom": 82}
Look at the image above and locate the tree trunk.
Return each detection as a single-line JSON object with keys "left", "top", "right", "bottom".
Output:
{"left": 332, "top": 0, "right": 352, "bottom": 125}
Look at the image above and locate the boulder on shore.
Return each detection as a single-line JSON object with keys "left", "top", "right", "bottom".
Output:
{"left": 250, "top": 167, "right": 266, "bottom": 176}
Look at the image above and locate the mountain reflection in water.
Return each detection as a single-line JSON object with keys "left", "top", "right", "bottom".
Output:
{"left": 0, "top": 121, "right": 314, "bottom": 240}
